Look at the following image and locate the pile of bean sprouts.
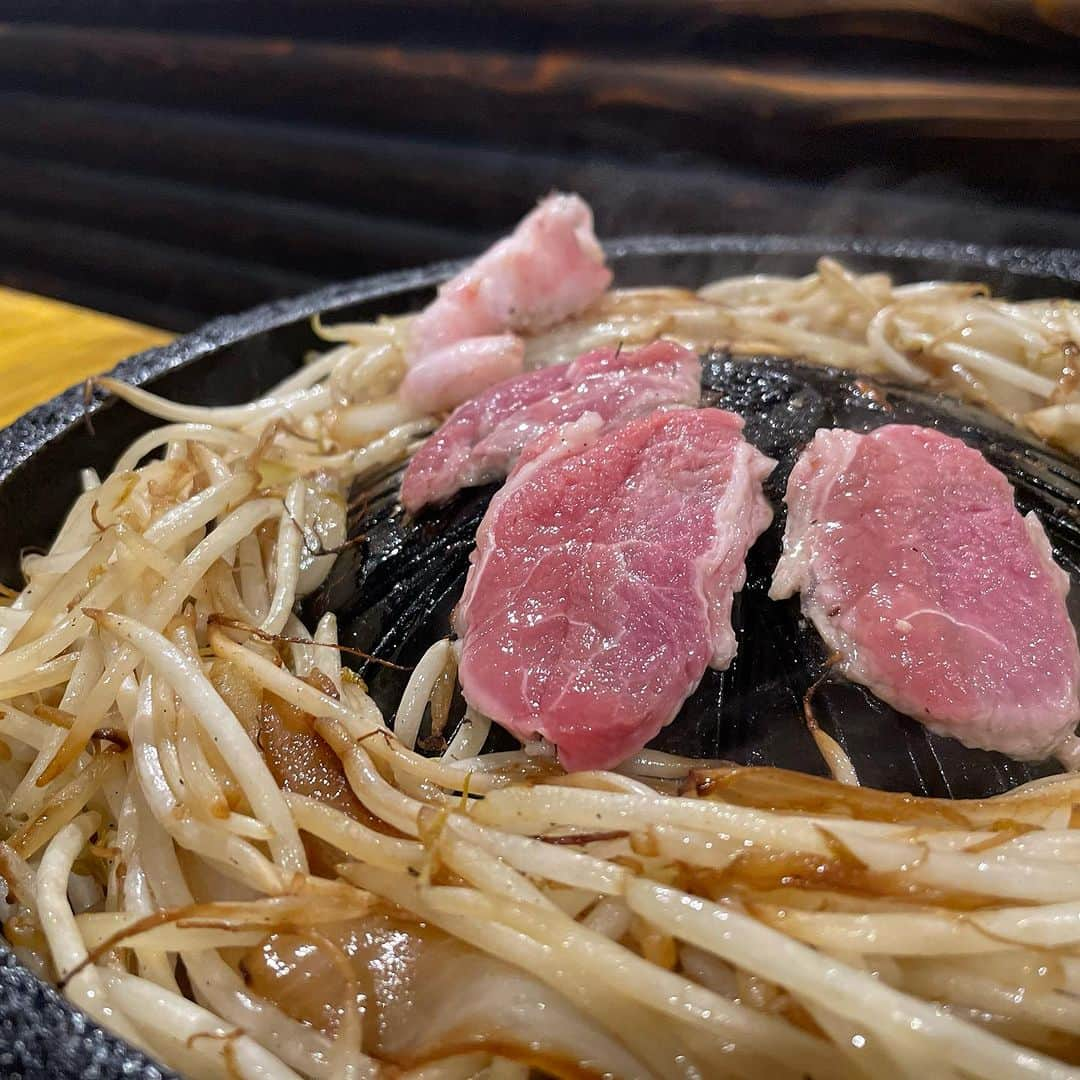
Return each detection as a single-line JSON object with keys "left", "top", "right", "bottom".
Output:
{"left": 526, "top": 258, "right": 1080, "bottom": 455}
{"left": 0, "top": 260, "right": 1079, "bottom": 1079}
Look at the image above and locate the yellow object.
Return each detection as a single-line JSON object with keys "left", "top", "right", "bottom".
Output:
{"left": 0, "top": 287, "right": 174, "bottom": 428}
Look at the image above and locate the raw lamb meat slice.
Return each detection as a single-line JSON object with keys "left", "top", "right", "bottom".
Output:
{"left": 401, "top": 340, "right": 701, "bottom": 513}
{"left": 400, "top": 193, "right": 612, "bottom": 413}
{"left": 400, "top": 335, "right": 525, "bottom": 416}
{"left": 770, "top": 423, "right": 1080, "bottom": 760}
{"left": 455, "top": 407, "right": 775, "bottom": 772}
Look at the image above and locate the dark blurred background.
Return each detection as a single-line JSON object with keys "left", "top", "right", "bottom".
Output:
{"left": 2, "top": 1, "right": 1080, "bottom": 330}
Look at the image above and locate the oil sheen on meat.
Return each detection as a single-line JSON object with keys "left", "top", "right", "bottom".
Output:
{"left": 771, "top": 424, "right": 1080, "bottom": 760}
{"left": 401, "top": 340, "right": 701, "bottom": 513}
{"left": 401, "top": 193, "right": 611, "bottom": 413}
{"left": 455, "top": 407, "right": 775, "bottom": 771}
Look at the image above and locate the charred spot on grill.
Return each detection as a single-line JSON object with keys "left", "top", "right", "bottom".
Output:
{"left": 303, "top": 352, "right": 1080, "bottom": 799}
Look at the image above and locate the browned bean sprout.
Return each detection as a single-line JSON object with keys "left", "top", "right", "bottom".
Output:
{"left": 1, "top": 265, "right": 1078, "bottom": 1079}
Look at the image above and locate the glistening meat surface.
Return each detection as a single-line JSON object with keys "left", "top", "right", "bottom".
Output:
{"left": 400, "top": 193, "right": 611, "bottom": 413}
{"left": 455, "top": 408, "right": 775, "bottom": 772}
{"left": 399, "top": 334, "right": 525, "bottom": 417}
{"left": 400, "top": 340, "right": 702, "bottom": 513}
{"left": 770, "top": 424, "right": 1080, "bottom": 760}
{"left": 408, "top": 193, "right": 610, "bottom": 355}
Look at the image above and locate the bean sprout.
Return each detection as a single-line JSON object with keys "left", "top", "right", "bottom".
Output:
{"left": 1, "top": 261, "right": 1078, "bottom": 1078}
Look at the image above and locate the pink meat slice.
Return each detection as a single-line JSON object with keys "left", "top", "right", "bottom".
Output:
{"left": 401, "top": 193, "right": 612, "bottom": 414}
{"left": 399, "top": 335, "right": 525, "bottom": 416}
{"left": 409, "top": 193, "right": 611, "bottom": 358}
{"left": 455, "top": 408, "right": 775, "bottom": 772}
{"left": 401, "top": 340, "right": 702, "bottom": 513}
{"left": 771, "top": 423, "right": 1080, "bottom": 760}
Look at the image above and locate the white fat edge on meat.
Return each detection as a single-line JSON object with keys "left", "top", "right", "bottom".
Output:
{"left": 1019, "top": 512, "right": 1080, "bottom": 757}
{"left": 900, "top": 681, "right": 1077, "bottom": 763}
{"left": 768, "top": 428, "right": 866, "bottom": 700}
{"left": 409, "top": 194, "right": 610, "bottom": 358}
{"left": 1024, "top": 510, "right": 1074, "bottom": 600}
{"left": 703, "top": 437, "right": 777, "bottom": 670}
{"left": 769, "top": 428, "right": 863, "bottom": 603}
